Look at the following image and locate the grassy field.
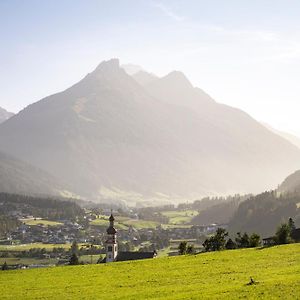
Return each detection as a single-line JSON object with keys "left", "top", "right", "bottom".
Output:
{"left": 1, "top": 244, "right": 299, "bottom": 299}
{"left": 0, "top": 257, "right": 58, "bottom": 266}
{"left": 161, "top": 210, "right": 198, "bottom": 225}
{"left": 0, "top": 243, "right": 81, "bottom": 252}
{"left": 91, "top": 216, "right": 158, "bottom": 230}
{"left": 20, "top": 218, "right": 63, "bottom": 227}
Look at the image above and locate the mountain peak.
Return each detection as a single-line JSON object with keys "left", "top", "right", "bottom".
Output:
{"left": 94, "top": 58, "right": 120, "bottom": 73}
{"left": 163, "top": 71, "right": 193, "bottom": 88}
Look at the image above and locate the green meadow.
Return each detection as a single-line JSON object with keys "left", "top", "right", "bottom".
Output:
{"left": 20, "top": 219, "right": 63, "bottom": 227}
{"left": 161, "top": 210, "right": 198, "bottom": 225}
{"left": 90, "top": 216, "right": 158, "bottom": 230}
{"left": 1, "top": 244, "right": 299, "bottom": 299}
{"left": 0, "top": 243, "right": 79, "bottom": 252}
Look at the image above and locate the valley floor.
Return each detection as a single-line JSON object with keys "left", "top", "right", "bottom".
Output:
{"left": 1, "top": 244, "right": 300, "bottom": 299}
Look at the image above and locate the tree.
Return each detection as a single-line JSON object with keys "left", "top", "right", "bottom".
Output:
{"left": 288, "top": 218, "right": 296, "bottom": 232}
{"left": 203, "top": 228, "right": 228, "bottom": 251}
{"left": 235, "top": 232, "right": 250, "bottom": 248}
{"left": 69, "top": 253, "right": 79, "bottom": 265}
{"left": 275, "top": 223, "right": 291, "bottom": 245}
{"left": 178, "top": 241, "right": 187, "bottom": 255}
{"left": 249, "top": 233, "right": 260, "bottom": 247}
{"left": 1, "top": 261, "right": 8, "bottom": 271}
{"left": 70, "top": 240, "right": 79, "bottom": 255}
{"left": 240, "top": 233, "right": 250, "bottom": 248}
{"left": 186, "top": 244, "right": 195, "bottom": 254}
{"left": 225, "top": 238, "right": 236, "bottom": 250}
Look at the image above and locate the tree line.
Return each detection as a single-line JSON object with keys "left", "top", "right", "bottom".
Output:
{"left": 178, "top": 217, "right": 298, "bottom": 254}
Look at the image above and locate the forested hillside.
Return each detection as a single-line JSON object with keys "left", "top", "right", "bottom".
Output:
{"left": 228, "top": 191, "right": 300, "bottom": 236}
{"left": 0, "top": 193, "right": 84, "bottom": 221}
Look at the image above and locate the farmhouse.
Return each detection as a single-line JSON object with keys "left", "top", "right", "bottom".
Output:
{"left": 101, "top": 213, "right": 156, "bottom": 263}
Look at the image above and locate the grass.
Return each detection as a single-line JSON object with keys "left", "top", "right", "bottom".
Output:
{"left": 0, "top": 243, "right": 77, "bottom": 252}
{"left": 0, "top": 257, "right": 57, "bottom": 266}
{"left": 20, "top": 219, "right": 63, "bottom": 227}
{"left": 121, "top": 219, "right": 158, "bottom": 229}
{"left": 90, "top": 216, "right": 158, "bottom": 230}
{"left": 79, "top": 255, "right": 103, "bottom": 264}
{"left": 161, "top": 210, "right": 198, "bottom": 225}
{"left": 1, "top": 244, "right": 299, "bottom": 299}
{"left": 161, "top": 224, "right": 192, "bottom": 229}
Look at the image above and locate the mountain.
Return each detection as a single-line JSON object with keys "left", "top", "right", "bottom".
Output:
{"left": 121, "top": 63, "right": 143, "bottom": 75}
{"left": 228, "top": 170, "right": 300, "bottom": 236}
{"left": 262, "top": 123, "right": 300, "bottom": 149}
{"left": 132, "top": 71, "right": 158, "bottom": 86}
{"left": 0, "top": 107, "right": 14, "bottom": 124}
{"left": 0, "top": 58, "right": 300, "bottom": 204}
{"left": 0, "top": 150, "right": 68, "bottom": 196}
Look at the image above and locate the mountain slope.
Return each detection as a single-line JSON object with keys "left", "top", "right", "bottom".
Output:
{"left": 263, "top": 123, "right": 300, "bottom": 149}
{"left": 0, "top": 59, "right": 300, "bottom": 203}
{"left": 132, "top": 71, "right": 158, "bottom": 86}
{"left": 0, "top": 107, "right": 14, "bottom": 124}
{"left": 0, "top": 150, "right": 67, "bottom": 196}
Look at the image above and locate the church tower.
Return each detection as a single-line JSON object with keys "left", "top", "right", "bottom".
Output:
{"left": 105, "top": 212, "right": 118, "bottom": 262}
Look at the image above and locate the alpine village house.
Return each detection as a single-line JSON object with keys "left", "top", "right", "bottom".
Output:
{"left": 101, "top": 213, "right": 157, "bottom": 263}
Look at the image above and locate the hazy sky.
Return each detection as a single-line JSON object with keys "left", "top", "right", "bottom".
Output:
{"left": 1, "top": 0, "right": 300, "bottom": 136}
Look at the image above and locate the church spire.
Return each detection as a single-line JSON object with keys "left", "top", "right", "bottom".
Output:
{"left": 105, "top": 211, "right": 118, "bottom": 262}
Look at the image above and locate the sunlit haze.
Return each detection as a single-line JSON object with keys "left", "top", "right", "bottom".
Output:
{"left": 1, "top": 0, "right": 300, "bottom": 136}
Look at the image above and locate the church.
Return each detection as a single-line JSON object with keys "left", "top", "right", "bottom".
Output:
{"left": 101, "top": 212, "right": 157, "bottom": 263}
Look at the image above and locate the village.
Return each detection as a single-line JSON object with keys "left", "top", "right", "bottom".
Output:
{"left": 0, "top": 198, "right": 222, "bottom": 269}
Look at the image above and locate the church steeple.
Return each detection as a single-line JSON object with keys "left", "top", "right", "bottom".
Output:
{"left": 105, "top": 211, "right": 118, "bottom": 262}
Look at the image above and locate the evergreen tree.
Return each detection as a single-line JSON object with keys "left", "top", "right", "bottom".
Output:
{"left": 69, "top": 253, "right": 79, "bottom": 265}
{"left": 288, "top": 218, "right": 296, "bottom": 232}
{"left": 275, "top": 223, "right": 291, "bottom": 244}
{"left": 178, "top": 241, "right": 187, "bottom": 255}
{"left": 240, "top": 233, "right": 250, "bottom": 248}
{"left": 225, "top": 238, "right": 236, "bottom": 250}
{"left": 186, "top": 244, "right": 195, "bottom": 254}
{"left": 70, "top": 240, "right": 79, "bottom": 255}
{"left": 249, "top": 233, "right": 260, "bottom": 247}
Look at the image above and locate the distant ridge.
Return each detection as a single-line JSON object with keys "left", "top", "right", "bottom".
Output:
{"left": 0, "top": 150, "right": 68, "bottom": 196}
{"left": 0, "top": 58, "right": 300, "bottom": 204}
{"left": 262, "top": 123, "right": 300, "bottom": 149}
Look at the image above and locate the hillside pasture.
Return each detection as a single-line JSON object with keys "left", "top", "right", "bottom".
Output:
{"left": 90, "top": 216, "right": 158, "bottom": 230}
{"left": 161, "top": 210, "right": 198, "bottom": 225}
{"left": 1, "top": 244, "right": 299, "bottom": 299}
{"left": 20, "top": 218, "right": 63, "bottom": 227}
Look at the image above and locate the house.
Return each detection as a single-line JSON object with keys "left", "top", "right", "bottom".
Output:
{"left": 101, "top": 213, "right": 156, "bottom": 263}
{"left": 262, "top": 237, "right": 275, "bottom": 246}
